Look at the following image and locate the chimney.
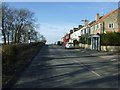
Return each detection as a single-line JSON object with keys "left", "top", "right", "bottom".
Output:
{"left": 95, "top": 13, "right": 100, "bottom": 21}
{"left": 70, "top": 30, "right": 73, "bottom": 34}
{"left": 84, "top": 20, "right": 89, "bottom": 26}
{"left": 78, "top": 25, "right": 83, "bottom": 29}
{"left": 73, "top": 28, "right": 78, "bottom": 32}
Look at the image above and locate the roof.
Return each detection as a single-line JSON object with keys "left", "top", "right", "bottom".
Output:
{"left": 88, "top": 20, "right": 96, "bottom": 25}
{"left": 92, "top": 7, "right": 120, "bottom": 25}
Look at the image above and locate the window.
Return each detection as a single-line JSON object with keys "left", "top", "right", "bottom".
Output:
{"left": 92, "top": 26, "right": 95, "bottom": 30}
{"left": 100, "top": 23, "right": 102, "bottom": 27}
{"left": 98, "top": 23, "right": 101, "bottom": 28}
{"left": 84, "top": 29, "right": 86, "bottom": 34}
{"left": 108, "top": 24, "right": 114, "bottom": 28}
{"left": 96, "top": 24, "right": 99, "bottom": 29}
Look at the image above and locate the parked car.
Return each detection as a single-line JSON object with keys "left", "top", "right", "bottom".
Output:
{"left": 65, "top": 42, "right": 74, "bottom": 49}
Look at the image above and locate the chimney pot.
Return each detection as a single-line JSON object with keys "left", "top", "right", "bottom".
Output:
{"left": 84, "top": 20, "right": 89, "bottom": 26}
{"left": 95, "top": 13, "right": 100, "bottom": 21}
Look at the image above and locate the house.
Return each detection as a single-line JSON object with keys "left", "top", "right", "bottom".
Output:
{"left": 87, "top": 8, "right": 120, "bottom": 51}
{"left": 69, "top": 25, "right": 83, "bottom": 43}
{"left": 91, "top": 8, "right": 120, "bottom": 35}
{"left": 63, "top": 33, "right": 70, "bottom": 46}
{"left": 62, "top": 7, "right": 120, "bottom": 51}
{"left": 70, "top": 29, "right": 81, "bottom": 42}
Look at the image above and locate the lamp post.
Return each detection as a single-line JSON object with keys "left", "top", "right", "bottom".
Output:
{"left": 28, "top": 30, "right": 31, "bottom": 43}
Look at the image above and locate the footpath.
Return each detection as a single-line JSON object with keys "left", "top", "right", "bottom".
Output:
{"left": 79, "top": 48, "right": 120, "bottom": 62}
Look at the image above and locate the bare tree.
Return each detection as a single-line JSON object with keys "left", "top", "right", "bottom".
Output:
{"left": 2, "top": 3, "right": 9, "bottom": 44}
{"left": 2, "top": 3, "right": 45, "bottom": 44}
{"left": 2, "top": 3, "right": 15, "bottom": 44}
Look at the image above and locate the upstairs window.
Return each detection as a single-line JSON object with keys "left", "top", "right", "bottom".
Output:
{"left": 92, "top": 26, "right": 95, "bottom": 30}
{"left": 96, "top": 24, "right": 99, "bottom": 29}
{"left": 108, "top": 24, "right": 114, "bottom": 28}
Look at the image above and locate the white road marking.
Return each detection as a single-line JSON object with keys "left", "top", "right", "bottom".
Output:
{"left": 74, "top": 60, "right": 102, "bottom": 77}
{"left": 111, "top": 59, "right": 117, "bottom": 61}
{"left": 91, "top": 71, "right": 102, "bottom": 77}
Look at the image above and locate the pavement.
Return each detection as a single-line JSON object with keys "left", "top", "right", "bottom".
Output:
{"left": 12, "top": 45, "right": 119, "bottom": 88}
{"left": 80, "top": 48, "right": 119, "bottom": 62}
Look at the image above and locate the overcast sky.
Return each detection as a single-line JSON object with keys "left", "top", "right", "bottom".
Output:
{"left": 1, "top": 2, "right": 119, "bottom": 44}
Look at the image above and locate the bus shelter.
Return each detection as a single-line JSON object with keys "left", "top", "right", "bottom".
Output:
{"left": 89, "top": 35, "right": 100, "bottom": 51}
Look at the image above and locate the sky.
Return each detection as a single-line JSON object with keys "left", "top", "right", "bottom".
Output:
{"left": 3, "top": 2, "right": 119, "bottom": 44}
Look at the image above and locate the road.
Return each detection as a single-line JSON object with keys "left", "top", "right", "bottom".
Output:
{"left": 12, "top": 45, "right": 119, "bottom": 88}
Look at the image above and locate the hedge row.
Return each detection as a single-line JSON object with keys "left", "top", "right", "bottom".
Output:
{"left": 2, "top": 42, "right": 45, "bottom": 86}
{"left": 2, "top": 42, "right": 44, "bottom": 65}
{"left": 79, "top": 32, "right": 120, "bottom": 46}
{"left": 73, "top": 40, "right": 79, "bottom": 45}
{"left": 100, "top": 32, "right": 120, "bottom": 46}
{"left": 79, "top": 37, "right": 85, "bottom": 44}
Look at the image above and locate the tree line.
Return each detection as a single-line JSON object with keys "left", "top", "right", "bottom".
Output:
{"left": 1, "top": 3, "right": 46, "bottom": 44}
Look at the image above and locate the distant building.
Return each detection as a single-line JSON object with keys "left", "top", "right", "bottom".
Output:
{"left": 63, "top": 33, "right": 70, "bottom": 46}
{"left": 69, "top": 25, "right": 83, "bottom": 43}
{"left": 70, "top": 30, "right": 81, "bottom": 42}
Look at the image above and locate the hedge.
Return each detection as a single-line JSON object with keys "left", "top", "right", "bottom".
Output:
{"left": 79, "top": 37, "right": 85, "bottom": 44}
{"left": 2, "top": 42, "right": 45, "bottom": 87}
{"left": 100, "top": 32, "right": 120, "bottom": 46}
{"left": 79, "top": 32, "right": 120, "bottom": 46}
{"left": 2, "top": 42, "right": 44, "bottom": 65}
{"left": 73, "top": 40, "right": 79, "bottom": 45}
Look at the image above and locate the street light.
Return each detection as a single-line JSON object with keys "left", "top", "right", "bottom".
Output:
{"left": 28, "top": 30, "right": 31, "bottom": 43}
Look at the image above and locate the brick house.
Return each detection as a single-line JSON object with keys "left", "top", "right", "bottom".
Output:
{"left": 63, "top": 33, "right": 70, "bottom": 46}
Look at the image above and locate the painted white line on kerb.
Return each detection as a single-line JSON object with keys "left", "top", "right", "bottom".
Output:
{"left": 91, "top": 71, "right": 102, "bottom": 77}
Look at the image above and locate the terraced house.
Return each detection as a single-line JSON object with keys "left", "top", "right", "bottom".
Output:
{"left": 62, "top": 7, "right": 120, "bottom": 51}
{"left": 87, "top": 7, "right": 120, "bottom": 51}
{"left": 91, "top": 7, "right": 120, "bottom": 35}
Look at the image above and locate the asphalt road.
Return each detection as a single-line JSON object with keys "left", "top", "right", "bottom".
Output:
{"left": 12, "top": 45, "right": 119, "bottom": 88}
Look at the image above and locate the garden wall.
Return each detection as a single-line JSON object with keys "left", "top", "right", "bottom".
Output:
{"left": 79, "top": 43, "right": 120, "bottom": 51}
{"left": 101, "top": 46, "right": 120, "bottom": 51}
{"left": 79, "top": 43, "right": 91, "bottom": 49}
{"left": 79, "top": 43, "right": 85, "bottom": 48}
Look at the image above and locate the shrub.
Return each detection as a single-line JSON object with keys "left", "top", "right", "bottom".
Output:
{"left": 2, "top": 45, "right": 18, "bottom": 65}
{"left": 79, "top": 37, "right": 85, "bottom": 44}
{"left": 2, "top": 42, "right": 44, "bottom": 65}
{"left": 87, "top": 38, "right": 91, "bottom": 45}
{"left": 73, "top": 40, "right": 79, "bottom": 45}
{"left": 2, "top": 42, "right": 45, "bottom": 87}
{"left": 100, "top": 32, "right": 120, "bottom": 46}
